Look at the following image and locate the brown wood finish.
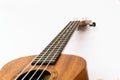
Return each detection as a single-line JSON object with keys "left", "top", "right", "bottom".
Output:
{"left": 0, "top": 20, "right": 95, "bottom": 80}
{"left": 0, "top": 73, "right": 2, "bottom": 80}
{"left": 0, "top": 54, "right": 88, "bottom": 80}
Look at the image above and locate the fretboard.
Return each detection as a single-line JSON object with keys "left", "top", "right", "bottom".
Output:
{"left": 31, "top": 21, "right": 80, "bottom": 65}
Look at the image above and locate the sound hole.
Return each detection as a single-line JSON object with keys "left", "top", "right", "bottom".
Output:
{"left": 17, "top": 70, "right": 51, "bottom": 80}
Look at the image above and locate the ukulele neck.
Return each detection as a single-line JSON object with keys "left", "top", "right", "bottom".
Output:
{"left": 31, "top": 21, "right": 80, "bottom": 65}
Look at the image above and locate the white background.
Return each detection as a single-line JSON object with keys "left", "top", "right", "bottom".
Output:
{"left": 0, "top": 0, "right": 120, "bottom": 80}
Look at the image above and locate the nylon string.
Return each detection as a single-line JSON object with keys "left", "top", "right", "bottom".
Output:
{"left": 14, "top": 21, "right": 74, "bottom": 80}
{"left": 21, "top": 22, "right": 76, "bottom": 80}
{"left": 29, "top": 21, "right": 79, "bottom": 80}
{"left": 36, "top": 21, "right": 79, "bottom": 80}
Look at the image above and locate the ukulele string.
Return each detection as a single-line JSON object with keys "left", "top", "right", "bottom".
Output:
{"left": 18, "top": 21, "right": 74, "bottom": 80}
{"left": 28, "top": 21, "right": 78, "bottom": 80}
{"left": 36, "top": 21, "right": 79, "bottom": 80}
{"left": 14, "top": 22, "right": 72, "bottom": 80}
{"left": 14, "top": 50, "right": 45, "bottom": 79}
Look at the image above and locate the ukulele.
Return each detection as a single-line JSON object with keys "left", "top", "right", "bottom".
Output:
{"left": 0, "top": 20, "right": 96, "bottom": 80}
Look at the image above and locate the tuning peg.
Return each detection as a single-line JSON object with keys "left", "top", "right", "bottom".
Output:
{"left": 89, "top": 22, "right": 96, "bottom": 27}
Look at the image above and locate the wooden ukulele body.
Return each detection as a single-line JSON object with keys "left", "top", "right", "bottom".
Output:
{"left": 0, "top": 20, "right": 96, "bottom": 80}
{"left": 0, "top": 54, "right": 88, "bottom": 80}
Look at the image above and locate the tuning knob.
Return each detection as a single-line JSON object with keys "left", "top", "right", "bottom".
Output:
{"left": 89, "top": 22, "right": 96, "bottom": 27}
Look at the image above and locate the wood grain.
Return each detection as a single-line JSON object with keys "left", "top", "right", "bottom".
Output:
{"left": 0, "top": 54, "right": 88, "bottom": 80}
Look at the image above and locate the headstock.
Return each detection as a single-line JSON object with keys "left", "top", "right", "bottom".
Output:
{"left": 79, "top": 20, "right": 96, "bottom": 27}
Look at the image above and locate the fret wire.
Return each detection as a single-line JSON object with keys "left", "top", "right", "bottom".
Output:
{"left": 35, "top": 58, "right": 57, "bottom": 60}
{"left": 33, "top": 21, "right": 80, "bottom": 64}
{"left": 50, "top": 34, "right": 71, "bottom": 46}
{"left": 46, "top": 20, "right": 78, "bottom": 50}
{"left": 37, "top": 57, "right": 57, "bottom": 59}
{"left": 54, "top": 21, "right": 79, "bottom": 52}
{"left": 35, "top": 56, "right": 57, "bottom": 58}
{"left": 33, "top": 21, "right": 74, "bottom": 62}
{"left": 50, "top": 22, "right": 74, "bottom": 41}
{"left": 41, "top": 21, "right": 80, "bottom": 66}
{"left": 33, "top": 60, "right": 54, "bottom": 62}
{"left": 47, "top": 22, "right": 73, "bottom": 45}
{"left": 39, "top": 22, "right": 74, "bottom": 53}
{"left": 36, "top": 55, "right": 57, "bottom": 58}
{"left": 42, "top": 21, "right": 77, "bottom": 56}
{"left": 47, "top": 34, "right": 70, "bottom": 46}
{"left": 47, "top": 21, "right": 80, "bottom": 62}
{"left": 15, "top": 21, "right": 80, "bottom": 80}
{"left": 36, "top": 54, "right": 60, "bottom": 59}
{"left": 39, "top": 21, "right": 74, "bottom": 52}
{"left": 53, "top": 21, "right": 79, "bottom": 51}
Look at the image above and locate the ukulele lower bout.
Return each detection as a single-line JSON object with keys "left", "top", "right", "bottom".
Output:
{"left": 0, "top": 54, "right": 88, "bottom": 80}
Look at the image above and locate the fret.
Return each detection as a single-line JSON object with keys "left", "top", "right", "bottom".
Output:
{"left": 36, "top": 50, "right": 62, "bottom": 58}
{"left": 36, "top": 52, "right": 61, "bottom": 58}
{"left": 33, "top": 60, "right": 56, "bottom": 63}
{"left": 44, "top": 43, "right": 65, "bottom": 49}
{"left": 37, "top": 53, "right": 60, "bottom": 57}
{"left": 34, "top": 58, "right": 57, "bottom": 61}
{"left": 47, "top": 34, "right": 72, "bottom": 46}
{"left": 47, "top": 21, "right": 73, "bottom": 44}
{"left": 32, "top": 60, "right": 55, "bottom": 65}
{"left": 43, "top": 43, "right": 63, "bottom": 49}
{"left": 44, "top": 45, "right": 65, "bottom": 49}
{"left": 31, "top": 21, "right": 80, "bottom": 65}
{"left": 41, "top": 48, "right": 63, "bottom": 54}
{"left": 35, "top": 57, "right": 57, "bottom": 60}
